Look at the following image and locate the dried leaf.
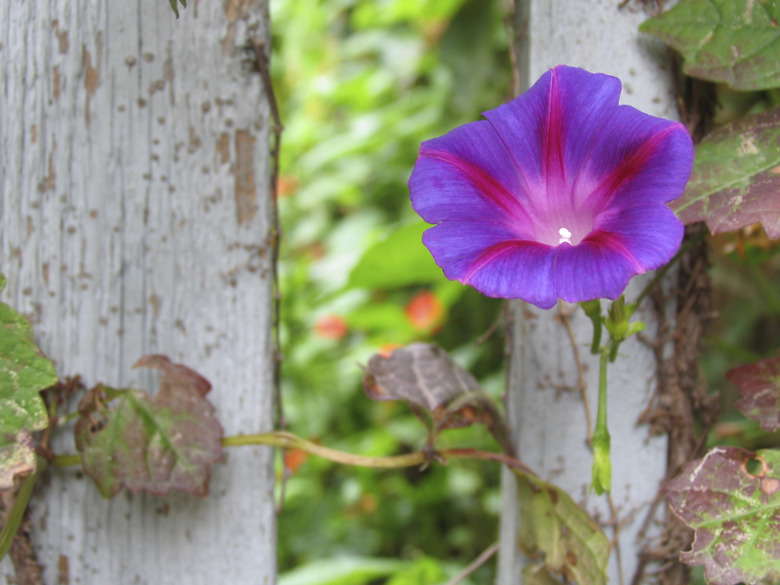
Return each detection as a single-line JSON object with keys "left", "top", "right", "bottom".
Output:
{"left": 74, "top": 356, "right": 223, "bottom": 498}
{"left": 132, "top": 354, "right": 212, "bottom": 398}
{"left": 363, "top": 343, "right": 481, "bottom": 413}
{"left": 664, "top": 447, "right": 780, "bottom": 585}
{"left": 515, "top": 471, "right": 610, "bottom": 585}
{"left": 672, "top": 107, "right": 780, "bottom": 239}
{"left": 728, "top": 351, "right": 780, "bottom": 431}
{"left": 0, "top": 274, "right": 56, "bottom": 489}
{"left": 640, "top": 0, "right": 780, "bottom": 90}
{"left": 363, "top": 343, "right": 512, "bottom": 451}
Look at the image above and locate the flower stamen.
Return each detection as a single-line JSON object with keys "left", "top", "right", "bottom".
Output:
{"left": 558, "top": 227, "right": 572, "bottom": 245}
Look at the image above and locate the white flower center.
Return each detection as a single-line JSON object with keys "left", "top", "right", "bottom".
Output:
{"left": 558, "top": 227, "right": 572, "bottom": 245}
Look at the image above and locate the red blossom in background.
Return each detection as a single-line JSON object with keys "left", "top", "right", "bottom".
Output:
{"left": 405, "top": 290, "right": 445, "bottom": 333}
{"left": 314, "top": 314, "right": 349, "bottom": 340}
{"left": 409, "top": 65, "right": 694, "bottom": 309}
{"left": 377, "top": 343, "right": 403, "bottom": 358}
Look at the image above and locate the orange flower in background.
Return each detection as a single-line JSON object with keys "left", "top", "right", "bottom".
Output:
{"left": 405, "top": 290, "right": 444, "bottom": 333}
{"left": 277, "top": 175, "right": 300, "bottom": 198}
{"left": 377, "top": 343, "right": 403, "bottom": 358}
{"left": 284, "top": 449, "right": 309, "bottom": 474}
{"left": 314, "top": 314, "right": 349, "bottom": 340}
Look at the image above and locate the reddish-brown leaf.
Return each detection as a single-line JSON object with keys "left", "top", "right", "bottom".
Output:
{"left": 663, "top": 447, "right": 780, "bottom": 585}
{"left": 363, "top": 343, "right": 513, "bottom": 452}
{"left": 672, "top": 107, "right": 780, "bottom": 238}
{"left": 728, "top": 351, "right": 780, "bottom": 431}
{"left": 74, "top": 356, "right": 223, "bottom": 498}
{"left": 363, "top": 343, "right": 480, "bottom": 410}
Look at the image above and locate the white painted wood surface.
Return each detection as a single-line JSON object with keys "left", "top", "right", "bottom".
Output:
{"left": 1, "top": 1, "right": 276, "bottom": 583}
{"left": 498, "top": 2, "right": 680, "bottom": 584}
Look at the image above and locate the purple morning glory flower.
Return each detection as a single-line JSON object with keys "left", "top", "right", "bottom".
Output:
{"left": 409, "top": 65, "right": 693, "bottom": 309}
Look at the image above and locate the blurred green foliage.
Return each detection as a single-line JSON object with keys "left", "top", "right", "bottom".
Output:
{"left": 271, "top": 0, "right": 512, "bottom": 582}
{"left": 270, "top": 1, "right": 780, "bottom": 581}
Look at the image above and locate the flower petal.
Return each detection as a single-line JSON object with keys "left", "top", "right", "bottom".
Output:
{"left": 482, "top": 65, "right": 623, "bottom": 197}
{"left": 551, "top": 243, "right": 640, "bottom": 304}
{"left": 580, "top": 109, "right": 694, "bottom": 213}
{"left": 409, "top": 120, "right": 535, "bottom": 233}
{"left": 594, "top": 203, "right": 684, "bottom": 271}
{"left": 409, "top": 65, "right": 693, "bottom": 309}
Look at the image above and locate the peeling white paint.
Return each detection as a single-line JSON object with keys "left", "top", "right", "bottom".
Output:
{"left": 1, "top": 2, "right": 276, "bottom": 583}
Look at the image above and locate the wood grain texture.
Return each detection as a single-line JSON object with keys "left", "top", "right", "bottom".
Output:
{"left": 0, "top": 1, "right": 276, "bottom": 583}
{"left": 498, "top": 2, "right": 679, "bottom": 584}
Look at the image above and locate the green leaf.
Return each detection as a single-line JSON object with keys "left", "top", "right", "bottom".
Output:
{"left": 0, "top": 274, "right": 55, "bottom": 489}
{"left": 168, "top": 0, "right": 186, "bottom": 18}
{"left": 278, "top": 556, "right": 409, "bottom": 585}
{"left": 727, "top": 351, "right": 780, "bottom": 431}
{"left": 384, "top": 556, "right": 446, "bottom": 585}
{"left": 521, "top": 564, "right": 564, "bottom": 585}
{"left": 640, "top": 0, "right": 780, "bottom": 90}
{"left": 664, "top": 447, "right": 780, "bottom": 585}
{"left": 672, "top": 106, "right": 780, "bottom": 238}
{"left": 515, "top": 471, "right": 610, "bottom": 585}
{"left": 347, "top": 222, "right": 448, "bottom": 289}
{"left": 74, "top": 355, "right": 223, "bottom": 498}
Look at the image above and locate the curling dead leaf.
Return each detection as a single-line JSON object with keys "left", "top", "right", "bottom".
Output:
{"left": 133, "top": 354, "right": 212, "bottom": 397}
{"left": 664, "top": 447, "right": 780, "bottom": 585}
{"left": 363, "top": 343, "right": 513, "bottom": 452}
{"left": 728, "top": 351, "right": 780, "bottom": 431}
{"left": 74, "top": 355, "right": 223, "bottom": 498}
{"left": 0, "top": 273, "right": 56, "bottom": 489}
{"left": 516, "top": 471, "right": 610, "bottom": 585}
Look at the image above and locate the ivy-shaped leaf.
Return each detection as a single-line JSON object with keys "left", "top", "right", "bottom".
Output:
{"left": 728, "top": 351, "right": 780, "bottom": 431}
{"left": 74, "top": 355, "right": 224, "bottom": 498}
{"left": 640, "top": 0, "right": 780, "bottom": 90}
{"left": 0, "top": 273, "right": 56, "bottom": 489}
{"left": 515, "top": 471, "right": 610, "bottom": 585}
{"left": 363, "top": 343, "right": 513, "bottom": 453}
{"left": 664, "top": 447, "right": 780, "bottom": 585}
{"left": 672, "top": 106, "right": 780, "bottom": 238}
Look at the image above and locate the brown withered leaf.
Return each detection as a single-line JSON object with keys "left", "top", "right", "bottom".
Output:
{"left": 74, "top": 356, "right": 223, "bottom": 498}
{"left": 133, "top": 354, "right": 212, "bottom": 397}
{"left": 363, "top": 343, "right": 512, "bottom": 452}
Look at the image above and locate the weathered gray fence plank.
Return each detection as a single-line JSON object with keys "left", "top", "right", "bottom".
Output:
{"left": 1, "top": 1, "right": 276, "bottom": 583}
{"left": 498, "top": 2, "right": 680, "bottom": 584}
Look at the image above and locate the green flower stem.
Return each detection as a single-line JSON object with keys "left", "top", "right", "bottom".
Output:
{"left": 580, "top": 300, "right": 603, "bottom": 355}
{"left": 595, "top": 348, "right": 609, "bottom": 435}
{"left": 591, "top": 347, "right": 612, "bottom": 494}
{"left": 50, "top": 430, "right": 534, "bottom": 474}
{"left": 608, "top": 340, "right": 620, "bottom": 363}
